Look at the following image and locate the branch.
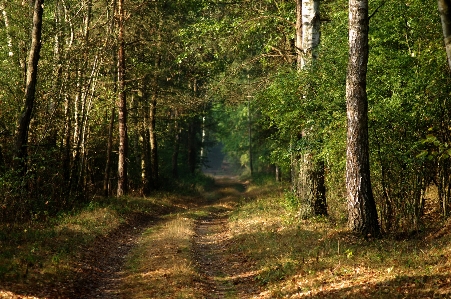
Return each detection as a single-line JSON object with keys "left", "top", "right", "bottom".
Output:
{"left": 369, "top": 0, "right": 387, "bottom": 21}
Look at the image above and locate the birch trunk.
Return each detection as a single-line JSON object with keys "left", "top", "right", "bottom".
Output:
{"left": 14, "top": 0, "right": 44, "bottom": 176}
{"left": 301, "top": 0, "right": 320, "bottom": 68}
{"left": 438, "top": 0, "right": 451, "bottom": 71}
{"left": 295, "top": 0, "right": 303, "bottom": 70}
{"left": 292, "top": 0, "right": 327, "bottom": 216}
{"left": 346, "top": 0, "right": 380, "bottom": 236}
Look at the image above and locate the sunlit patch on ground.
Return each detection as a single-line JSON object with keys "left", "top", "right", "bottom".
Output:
{"left": 0, "top": 291, "right": 40, "bottom": 299}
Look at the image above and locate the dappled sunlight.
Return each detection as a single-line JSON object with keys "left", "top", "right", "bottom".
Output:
{"left": 122, "top": 215, "right": 204, "bottom": 298}
{"left": 0, "top": 291, "right": 40, "bottom": 299}
{"left": 225, "top": 179, "right": 451, "bottom": 298}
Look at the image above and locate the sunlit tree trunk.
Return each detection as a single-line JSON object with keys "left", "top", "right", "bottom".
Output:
{"left": 117, "top": 0, "right": 128, "bottom": 196}
{"left": 70, "top": 0, "right": 93, "bottom": 195}
{"left": 14, "top": 0, "right": 44, "bottom": 176}
{"left": 438, "top": 0, "right": 451, "bottom": 71}
{"left": 301, "top": 0, "right": 320, "bottom": 68}
{"left": 295, "top": 0, "right": 303, "bottom": 70}
{"left": 292, "top": 0, "right": 327, "bottom": 217}
{"left": 346, "top": 0, "right": 380, "bottom": 237}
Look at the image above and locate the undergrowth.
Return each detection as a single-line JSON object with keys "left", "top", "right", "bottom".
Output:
{"left": 0, "top": 191, "right": 185, "bottom": 295}
{"left": 227, "top": 180, "right": 451, "bottom": 298}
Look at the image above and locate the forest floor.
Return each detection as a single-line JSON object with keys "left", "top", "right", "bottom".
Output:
{"left": 1, "top": 176, "right": 451, "bottom": 298}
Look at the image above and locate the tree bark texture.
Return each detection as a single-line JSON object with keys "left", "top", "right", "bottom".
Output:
{"left": 117, "top": 0, "right": 128, "bottom": 196}
{"left": 295, "top": 0, "right": 303, "bottom": 70}
{"left": 346, "top": 0, "right": 380, "bottom": 236}
{"left": 438, "top": 0, "right": 451, "bottom": 71}
{"left": 14, "top": 0, "right": 44, "bottom": 176}
{"left": 301, "top": 0, "right": 320, "bottom": 68}
{"left": 292, "top": 0, "right": 326, "bottom": 217}
{"left": 104, "top": 108, "right": 115, "bottom": 197}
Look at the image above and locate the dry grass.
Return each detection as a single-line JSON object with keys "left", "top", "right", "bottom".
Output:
{"left": 122, "top": 215, "right": 204, "bottom": 299}
{"left": 227, "top": 181, "right": 451, "bottom": 298}
{"left": 0, "top": 193, "right": 179, "bottom": 298}
{"left": 3, "top": 176, "right": 451, "bottom": 298}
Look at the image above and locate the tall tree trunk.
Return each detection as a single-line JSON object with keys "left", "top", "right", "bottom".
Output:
{"left": 140, "top": 111, "right": 151, "bottom": 196}
{"left": 148, "top": 26, "right": 161, "bottom": 189}
{"left": 346, "top": 0, "right": 380, "bottom": 237}
{"left": 295, "top": 0, "right": 303, "bottom": 70}
{"left": 61, "top": 78, "right": 72, "bottom": 184}
{"left": 104, "top": 108, "right": 115, "bottom": 197}
{"left": 248, "top": 85, "right": 253, "bottom": 176}
{"left": 117, "top": 0, "right": 128, "bottom": 196}
{"left": 292, "top": 0, "right": 327, "bottom": 217}
{"left": 140, "top": 76, "right": 152, "bottom": 195}
{"left": 14, "top": 0, "right": 44, "bottom": 176}
{"left": 149, "top": 86, "right": 158, "bottom": 189}
{"left": 172, "top": 110, "right": 180, "bottom": 179}
{"left": 301, "top": 0, "right": 320, "bottom": 68}
{"left": 70, "top": 0, "right": 93, "bottom": 195}
{"left": 438, "top": 0, "right": 451, "bottom": 71}
{"left": 188, "top": 121, "right": 197, "bottom": 174}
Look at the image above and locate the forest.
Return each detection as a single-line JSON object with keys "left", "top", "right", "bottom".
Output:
{"left": 1, "top": 0, "right": 451, "bottom": 298}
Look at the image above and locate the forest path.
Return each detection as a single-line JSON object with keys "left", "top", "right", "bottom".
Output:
{"left": 1, "top": 177, "right": 260, "bottom": 299}
{"left": 191, "top": 177, "right": 261, "bottom": 299}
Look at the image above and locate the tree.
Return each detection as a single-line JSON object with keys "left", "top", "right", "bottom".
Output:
{"left": 292, "top": 0, "right": 327, "bottom": 217}
{"left": 438, "top": 0, "right": 451, "bottom": 70}
{"left": 117, "top": 0, "right": 128, "bottom": 196}
{"left": 14, "top": 0, "right": 44, "bottom": 176}
{"left": 346, "top": 0, "right": 380, "bottom": 236}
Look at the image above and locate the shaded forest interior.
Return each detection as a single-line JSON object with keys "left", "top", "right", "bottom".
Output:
{"left": 1, "top": 0, "right": 451, "bottom": 264}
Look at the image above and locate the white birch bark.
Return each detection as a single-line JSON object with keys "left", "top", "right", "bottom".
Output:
{"left": 438, "top": 0, "right": 451, "bottom": 71}
{"left": 0, "top": 2, "right": 13, "bottom": 57}
{"left": 301, "top": 0, "right": 320, "bottom": 68}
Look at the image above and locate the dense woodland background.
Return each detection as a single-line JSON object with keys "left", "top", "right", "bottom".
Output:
{"left": 1, "top": 0, "right": 451, "bottom": 236}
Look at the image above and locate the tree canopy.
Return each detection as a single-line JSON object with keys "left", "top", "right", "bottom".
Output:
{"left": 0, "top": 0, "right": 450, "bottom": 236}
